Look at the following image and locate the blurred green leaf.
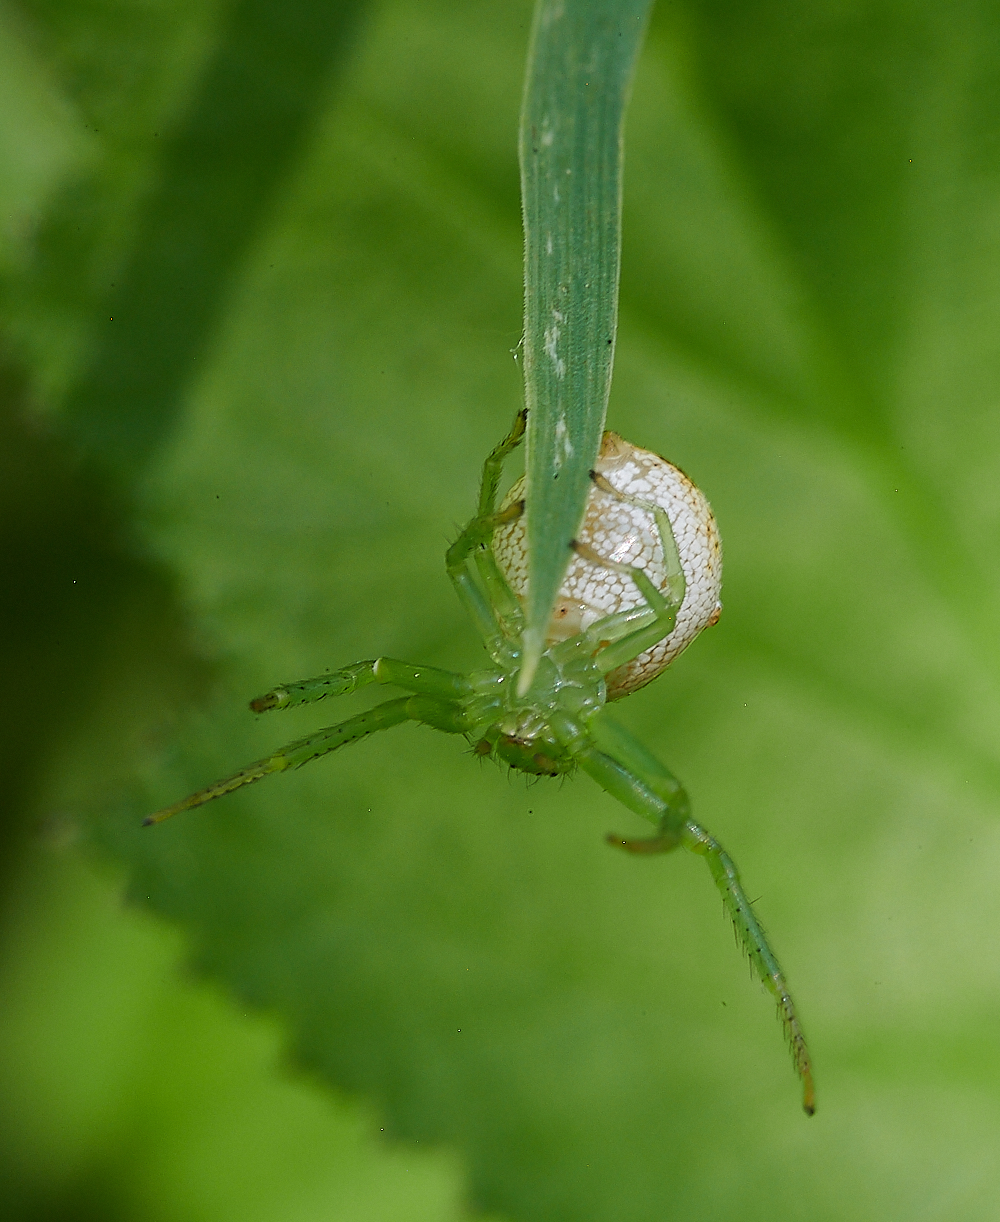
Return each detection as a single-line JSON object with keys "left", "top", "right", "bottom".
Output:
{"left": 0, "top": 4, "right": 91, "bottom": 270}
{"left": 4, "top": 0, "right": 1000, "bottom": 1221}
{"left": 0, "top": 844, "right": 480, "bottom": 1222}
{"left": 58, "top": 0, "right": 366, "bottom": 470}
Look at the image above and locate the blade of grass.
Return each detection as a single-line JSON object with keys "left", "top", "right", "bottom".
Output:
{"left": 518, "top": 0, "right": 653, "bottom": 692}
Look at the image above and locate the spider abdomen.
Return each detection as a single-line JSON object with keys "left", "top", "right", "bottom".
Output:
{"left": 493, "top": 431, "right": 722, "bottom": 698}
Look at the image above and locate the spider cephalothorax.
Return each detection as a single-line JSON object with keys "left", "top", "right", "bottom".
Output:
{"left": 146, "top": 410, "right": 815, "bottom": 1114}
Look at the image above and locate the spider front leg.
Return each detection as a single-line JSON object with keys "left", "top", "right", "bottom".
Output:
{"left": 144, "top": 662, "right": 473, "bottom": 824}
{"left": 250, "top": 657, "right": 469, "bottom": 712}
{"left": 446, "top": 410, "right": 526, "bottom": 650}
{"left": 551, "top": 708, "right": 816, "bottom": 1115}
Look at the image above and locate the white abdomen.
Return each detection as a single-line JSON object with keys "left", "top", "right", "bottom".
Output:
{"left": 493, "top": 431, "right": 722, "bottom": 698}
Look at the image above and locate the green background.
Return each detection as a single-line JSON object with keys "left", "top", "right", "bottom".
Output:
{"left": 4, "top": 0, "right": 1000, "bottom": 1218}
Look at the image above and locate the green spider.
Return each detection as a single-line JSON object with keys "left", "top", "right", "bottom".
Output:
{"left": 146, "top": 409, "right": 815, "bottom": 1115}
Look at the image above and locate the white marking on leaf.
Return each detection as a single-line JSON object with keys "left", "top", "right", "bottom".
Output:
{"left": 543, "top": 316, "right": 566, "bottom": 380}
{"left": 552, "top": 417, "right": 574, "bottom": 471}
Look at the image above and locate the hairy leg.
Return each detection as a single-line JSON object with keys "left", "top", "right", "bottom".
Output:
{"left": 549, "top": 708, "right": 687, "bottom": 846}
{"left": 679, "top": 819, "right": 815, "bottom": 1115}
{"left": 145, "top": 694, "right": 468, "bottom": 826}
{"left": 475, "top": 407, "right": 527, "bottom": 520}
{"left": 446, "top": 410, "right": 526, "bottom": 649}
{"left": 250, "top": 657, "right": 471, "bottom": 712}
{"left": 557, "top": 708, "right": 815, "bottom": 1114}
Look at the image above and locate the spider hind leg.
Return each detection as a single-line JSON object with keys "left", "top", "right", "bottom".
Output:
{"left": 553, "top": 707, "right": 815, "bottom": 1114}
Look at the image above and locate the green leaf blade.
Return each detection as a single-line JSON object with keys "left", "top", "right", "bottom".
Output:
{"left": 518, "top": 0, "right": 653, "bottom": 688}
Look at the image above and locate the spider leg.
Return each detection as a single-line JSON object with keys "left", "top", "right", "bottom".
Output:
{"left": 446, "top": 409, "right": 527, "bottom": 649}
{"left": 553, "top": 708, "right": 815, "bottom": 1115}
{"left": 680, "top": 819, "right": 815, "bottom": 1115}
{"left": 447, "top": 498, "right": 524, "bottom": 648}
{"left": 590, "top": 470, "right": 685, "bottom": 607}
{"left": 250, "top": 658, "right": 471, "bottom": 712}
{"left": 473, "top": 537, "right": 524, "bottom": 637}
{"left": 144, "top": 694, "right": 468, "bottom": 825}
{"left": 474, "top": 407, "right": 527, "bottom": 520}
{"left": 571, "top": 541, "right": 680, "bottom": 677}
{"left": 569, "top": 470, "right": 687, "bottom": 675}
{"left": 551, "top": 709, "right": 688, "bottom": 847}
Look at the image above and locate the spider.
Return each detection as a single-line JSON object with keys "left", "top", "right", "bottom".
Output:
{"left": 146, "top": 409, "right": 815, "bottom": 1115}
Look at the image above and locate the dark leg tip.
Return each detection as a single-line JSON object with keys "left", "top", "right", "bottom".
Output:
{"left": 250, "top": 689, "right": 286, "bottom": 713}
